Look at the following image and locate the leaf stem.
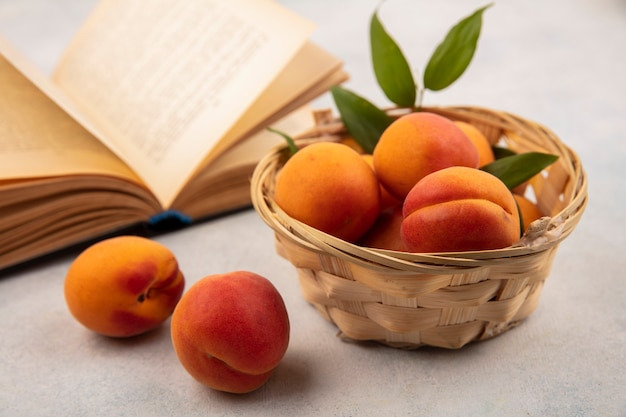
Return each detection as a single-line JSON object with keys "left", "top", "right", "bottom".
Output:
{"left": 267, "top": 127, "right": 298, "bottom": 156}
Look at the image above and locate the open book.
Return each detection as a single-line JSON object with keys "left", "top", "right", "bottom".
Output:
{"left": 0, "top": 0, "right": 348, "bottom": 270}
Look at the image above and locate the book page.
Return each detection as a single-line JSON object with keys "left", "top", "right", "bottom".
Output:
{"left": 53, "top": 0, "right": 315, "bottom": 208}
{"left": 0, "top": 54, "right": 143, "bottom": 184}
{"left": 201, "top": 42, "right": 348, "bottom": 165}
{"left": 170, "top": 105, "right": 317, "bottom": 217}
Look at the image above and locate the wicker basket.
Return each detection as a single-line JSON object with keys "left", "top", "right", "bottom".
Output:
{"left": 251, "top": 106, "right": 587, "bottom": 349}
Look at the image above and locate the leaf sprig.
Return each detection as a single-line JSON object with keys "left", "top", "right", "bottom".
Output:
{"left": 330, "top": 3, "right": 559, "bottom": 190}
{"left": 423, "top": 4, "right": 492, "bottom": 92}
{"left": 334, "top": 3, "right": 492, "bottom": 144}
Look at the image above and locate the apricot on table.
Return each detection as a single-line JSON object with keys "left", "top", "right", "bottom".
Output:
{"left": 64, "top": 235, "right": 185, "bottom": 338}
{"left": 401, "top": 166, "right": 521, "bottom": 253}
{"left": 373, "top": 112, "right": 479, "bottom": 200}
{"left": 170, "top": 271, "right": 290, "bottom": 394}
{"left": 274, "top": 141, "right": 381, "bottom": 242}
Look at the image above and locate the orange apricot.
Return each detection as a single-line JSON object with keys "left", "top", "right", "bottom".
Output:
{"left": 361, "top": 154, "right": 403, "bottom": 212}
{"left": 358, "top": 206, "right": 407, "bottom": 252}
{"left": 373, "top": 112, "right": 480, "bottom": 200}
{"left": 64, "top": 236, "right": 185, "bottom": 337}
{"left": 171, "top": 271, "right": 289, "bottom": 394}
{"left": 273, "top": 142, "right": 380, "bottom": 242}
{"left": 454, "top": 121, "right": 495, "bottom": 167}
{"left": 514, "top": 193, "right": 544, "bottom": 232}
{"left": 401, "top": 166, "right": 521, "bottom": 253}
{"left": 340, "top": 136, "right": 365, "bottom": 153}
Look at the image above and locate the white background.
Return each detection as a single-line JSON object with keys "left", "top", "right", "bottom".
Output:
{"left": 1, "top": 0, "right": 624, "bottom": 416}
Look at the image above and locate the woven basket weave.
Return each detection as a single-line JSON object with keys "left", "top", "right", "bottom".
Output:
{"left": 251, "top": 106, "right": 587, "bottom": 349}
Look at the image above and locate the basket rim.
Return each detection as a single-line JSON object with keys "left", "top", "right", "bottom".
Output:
{"left": 251, "top": 105, "right": 588, "bottom": 271}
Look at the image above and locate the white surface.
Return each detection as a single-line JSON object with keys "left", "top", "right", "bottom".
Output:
{"left": 1, "top": 0, "right": 625, "bottom": 416}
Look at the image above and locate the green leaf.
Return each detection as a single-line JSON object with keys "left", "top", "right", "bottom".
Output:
{"left": 481, "top": 152, "right": 559, "bottom": 189}
{"left": 423, "top": 3, "right": 492, "bottom": 91}
{"left": 267, "top": 127, "right": 298, "bottom": 156}
{"left": 513, "top": 198, "right": 524, "bottom": 237}
{"left": 492, "top": 145, "right": 517, "bottom": 160}
{"left": 331, "top": 85, "right": 394, "bottom": 153}
{"left": 370, "top": 10, "right": 417, "bottom": 107}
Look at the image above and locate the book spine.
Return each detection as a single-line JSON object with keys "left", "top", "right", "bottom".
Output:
{"left": 148, "top": 210, "right": 193, "bottom": 227}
